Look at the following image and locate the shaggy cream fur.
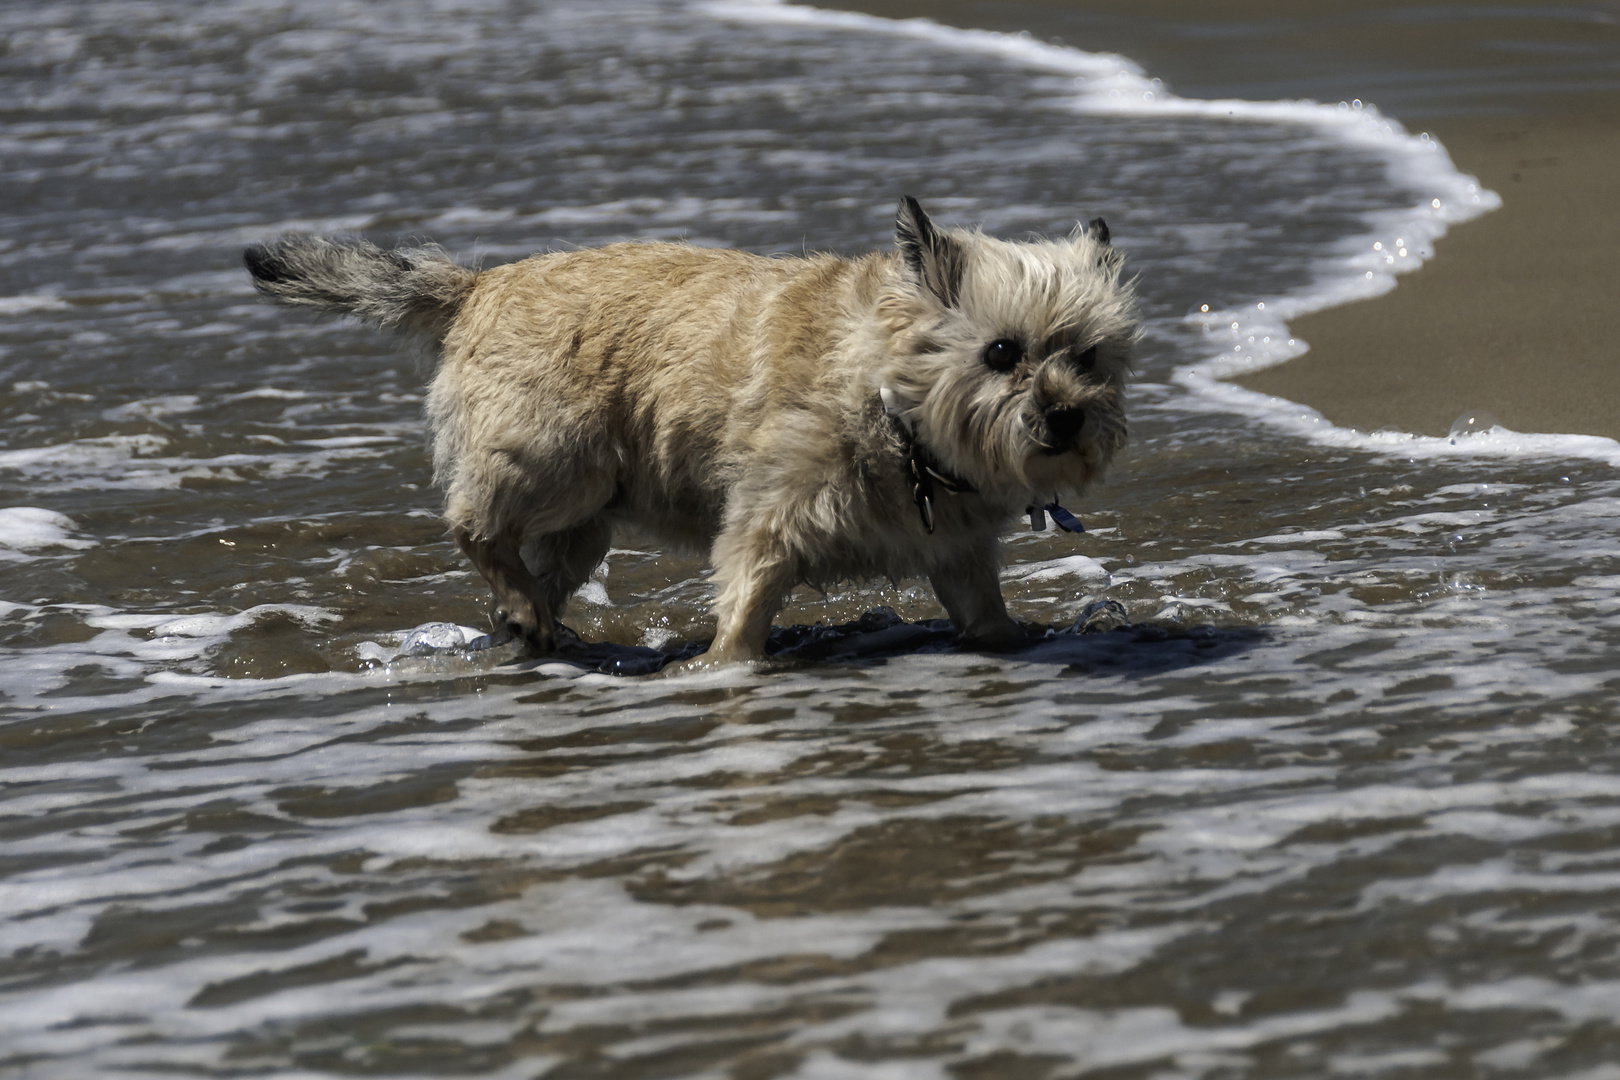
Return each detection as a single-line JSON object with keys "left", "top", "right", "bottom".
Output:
{"left": 245, "top": 199, "right": 1141, "bottom": 665}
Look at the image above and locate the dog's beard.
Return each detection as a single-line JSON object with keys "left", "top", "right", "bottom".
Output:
{"left": 1017, "top": 422, "right": 1119, "bottom": 495}
{"left": 882, "top": 353, "right": 1126, "bottom": 499}
{"left": 1024, "top": 378, "right": 1129, "bottom": 484}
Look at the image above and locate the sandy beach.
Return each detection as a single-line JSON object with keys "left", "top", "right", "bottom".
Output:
{"left": 820, "top": 0, "right": 1620, "bottom": 440}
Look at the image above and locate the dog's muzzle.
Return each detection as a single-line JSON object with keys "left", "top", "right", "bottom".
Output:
{"left": 1037, "top": 403, "right": 1086, "bottom": 454}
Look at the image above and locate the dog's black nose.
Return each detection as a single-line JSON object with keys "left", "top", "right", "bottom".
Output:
{"left": 1044, "top": 404, "right": 1086, "bottom": 446}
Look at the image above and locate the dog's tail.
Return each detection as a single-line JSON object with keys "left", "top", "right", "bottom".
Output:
{"left": 243, "top": 234, "right": 476, "bottom": 342}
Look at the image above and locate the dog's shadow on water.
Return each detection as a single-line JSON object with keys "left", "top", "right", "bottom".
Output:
{"left": 457, "top": 602, "right": 1272, "bottom": 678}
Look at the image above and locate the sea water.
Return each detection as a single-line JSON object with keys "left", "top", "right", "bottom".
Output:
{"left": 4, "top": 1, "right": 1620, "bottom": 1076}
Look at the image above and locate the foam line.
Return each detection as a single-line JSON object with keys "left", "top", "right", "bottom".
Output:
{"left": 696, "top": 1, "right": 1620, "bottom": 467}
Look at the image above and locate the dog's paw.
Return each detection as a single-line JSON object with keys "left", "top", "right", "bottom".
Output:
{"left": 491, "top": 605, "right": 554, "bottom": 658}
{"left": 660, "top": 646, "right": 759, "bottom": 676}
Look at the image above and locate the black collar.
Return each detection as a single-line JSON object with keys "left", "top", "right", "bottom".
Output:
{"left": 880, "top": 395, "right": 1084, "bottom": 536}
{"left": 883, "top": 400, "right": 976, "bottom": 534}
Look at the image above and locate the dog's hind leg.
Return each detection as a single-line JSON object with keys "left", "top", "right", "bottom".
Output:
{"left": 929, "top": 554, "right": 1027, "bottom": 652}
{"left": 455, "top": 524, "right": 556, "bottom": 656}
{"left": 523, "top": 517, "right": 613, "bottom": 629}
{"left": 447, "top": 453, "right": 616, "bottom": 655}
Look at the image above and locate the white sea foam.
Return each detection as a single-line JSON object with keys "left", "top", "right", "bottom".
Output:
{"left": 100, "top": 394, "right": 204, "bottom": 421}
{"left": 0, "top": 506, "right": 94, "bottom": 556}
{"left": 1175, "top": 360, "right": 1620, "bottom": 467}
{"left": 5, "top": 559, "right": 1620, "bottom": 1074}
{"left": 0, "top": 293, "right": 69, "bottom": 315}
{"left": 1000, "top": 553, "right": 1110, "bottom": 584}
{"left": 0, "top": 429, "right": 413, "bottom": 492}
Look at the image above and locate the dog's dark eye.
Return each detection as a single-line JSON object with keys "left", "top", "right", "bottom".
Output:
{"left": 1076, "top": 345, "right": 1098, "bottom": 372}
{"left": 982, "top": 338, "right": 1023, "bottom": 372}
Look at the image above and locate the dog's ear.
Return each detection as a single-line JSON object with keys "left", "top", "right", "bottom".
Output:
{"left": 896, "top": 196, "right": 963, "bottom": 307}
{"left": 1081, "top": 215, "right": 1123, "bottom": 270}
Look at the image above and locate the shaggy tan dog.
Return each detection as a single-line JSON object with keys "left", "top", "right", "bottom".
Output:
{"left": 245, "top": 198, "right": 1140, "bottom": 665}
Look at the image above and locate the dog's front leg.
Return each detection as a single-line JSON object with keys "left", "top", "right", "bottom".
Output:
{"left": 929, "top": 554, "right": 1027, "bottom": 652}
{"left": 701, "top": 528, "right": 796, "bottom": 666}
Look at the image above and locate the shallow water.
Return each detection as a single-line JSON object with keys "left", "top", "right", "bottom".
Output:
{"left": 5, "top": 1, "right": 1620, "bottom": 1076}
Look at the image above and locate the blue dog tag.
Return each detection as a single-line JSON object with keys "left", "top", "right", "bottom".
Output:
{"left": 1045, "top": 502, "right": 1084, "bottom": 533}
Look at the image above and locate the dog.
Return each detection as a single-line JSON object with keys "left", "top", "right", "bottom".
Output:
{"left": 244, "top": 198, "right": 1140, "bottom": 665}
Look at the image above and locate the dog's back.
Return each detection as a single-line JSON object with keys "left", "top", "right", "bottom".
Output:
{"left": 429, "top": 241, "right": 883, "bottom": 549}
{"left": 243, "top": 236, "right": 882, "bottom": 550}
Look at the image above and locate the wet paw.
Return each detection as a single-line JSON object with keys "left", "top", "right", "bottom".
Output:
{"left": 491, "top": 605, "right": 554, "bottom": 658}
{"left": 661, "top": 646, "right": 756, "bottom": 676}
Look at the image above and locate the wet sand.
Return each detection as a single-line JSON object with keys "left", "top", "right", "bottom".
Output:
{"left": 1251, "top": 110, "right": 1620, "bottom": 439}
{"left": 817, "top": 0, "right": 1620, "bottom": 439}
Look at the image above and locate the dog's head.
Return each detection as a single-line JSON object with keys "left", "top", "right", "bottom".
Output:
{"left": 875, "top": 196, "right": 1140, "bottom": 501}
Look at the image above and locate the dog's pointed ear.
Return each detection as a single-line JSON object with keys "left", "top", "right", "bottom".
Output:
{"left": 1081, "top": 215, "right": 1124, "bottom": 270}
{"left": 896, "top": 196, "right": 963, "bottom": 307}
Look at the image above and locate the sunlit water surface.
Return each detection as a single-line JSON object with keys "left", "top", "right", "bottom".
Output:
{"left": 4, "top": 1, "right": 1620, "bottom": 1077}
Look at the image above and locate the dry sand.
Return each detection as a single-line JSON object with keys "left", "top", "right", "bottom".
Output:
{"left": 818, "top": 0, "right": 1620, "bottom": 439}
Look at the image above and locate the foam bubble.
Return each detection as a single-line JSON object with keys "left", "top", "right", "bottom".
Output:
{"left": 0, "top": 506, "right": 94, "bottom": 556}
{"left": 0, "top": 294, "right": 69, "bottom": 315}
